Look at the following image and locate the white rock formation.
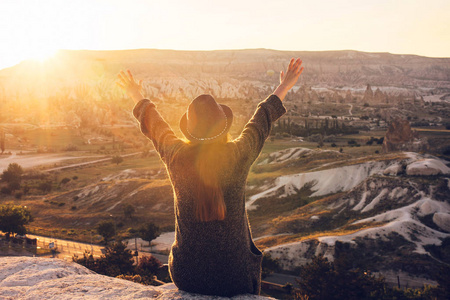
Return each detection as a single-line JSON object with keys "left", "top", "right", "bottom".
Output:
{"left": 406, "top": 158, "right": 450, "bottom": 176}
{"left": 383, "top": 164, "right": 403, "bottom": 176}
{"left": 433, "top": 212, "right": 450, "bottom": 232}
{"left": 0, "top": 257, "right": 273, "bottom": 300}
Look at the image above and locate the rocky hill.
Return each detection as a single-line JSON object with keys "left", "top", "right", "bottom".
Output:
{"left": 248, "top": 149, "right": 450, "bottom": 285}
{"left": 0, "top": 257, "right": 272, "bottom": 299}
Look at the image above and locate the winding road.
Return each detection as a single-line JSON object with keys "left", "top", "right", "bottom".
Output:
{"left": 0, "top": 151, "right": 143, "bottom": 173}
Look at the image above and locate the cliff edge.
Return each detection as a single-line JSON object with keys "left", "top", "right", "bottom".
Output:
{"left": 0, "top": 257, "right": 273, "bottom": 299}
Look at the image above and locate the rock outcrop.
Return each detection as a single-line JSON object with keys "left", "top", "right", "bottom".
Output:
{"left": 382, "top": 118, "right": 428, "bottom": 152}
{"left": 0, "top": 257, "right": 273, "bottom": 299}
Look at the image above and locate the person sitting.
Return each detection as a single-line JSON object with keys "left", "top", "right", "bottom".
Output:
{"left": 117, "top": 58, "right": 304, "bottom": 296}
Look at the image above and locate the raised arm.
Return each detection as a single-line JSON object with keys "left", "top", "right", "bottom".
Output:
{"left": 117, "top": 70, "right": 182, "bottom": 164}
{"left": 234, "top": 58, "right": 304, "bottom": 163}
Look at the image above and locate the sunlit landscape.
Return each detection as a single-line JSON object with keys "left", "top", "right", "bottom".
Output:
{"left": 1, "top": 1, "right": 449, "bottom": 299}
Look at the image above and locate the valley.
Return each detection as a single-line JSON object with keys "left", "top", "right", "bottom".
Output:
{"left": 1, "top": 49, "right": 449, "bottom": 289}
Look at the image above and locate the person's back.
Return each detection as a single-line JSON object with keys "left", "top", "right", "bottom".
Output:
{"left": 117, "top": 58, "right": 304, "bottom": 296}
{"left": 167, "top": 141, "right": 262, "bottom": 296}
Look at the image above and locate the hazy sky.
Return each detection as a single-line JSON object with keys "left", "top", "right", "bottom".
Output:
{"left": 1, "top": 0, "right": 449, "bottom": 70}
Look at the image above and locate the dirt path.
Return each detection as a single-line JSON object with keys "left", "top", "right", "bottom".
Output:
{"left": 0, "top": 151, "right": 143, "bottom": 173}
{"left": 44, "top": 152, "right": 143, "bottom": 172}
{"left": 0, "top": 152, "right": 97, "bottom": 172}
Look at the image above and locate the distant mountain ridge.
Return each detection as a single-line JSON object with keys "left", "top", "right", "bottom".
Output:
{"left": 1, "top": 48, "right": 450, "bottom": 91}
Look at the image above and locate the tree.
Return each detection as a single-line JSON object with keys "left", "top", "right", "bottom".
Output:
{"left": 111, "top": 155, "right": 123, "bottom": 165}
{"left": 73, "top": 241, "right": 135, "bottom": 277}
{"left": 295, "top": 254, "right": 385, "bottom": 300}
{"left": 123, "top": 204, "right": 135, "bottom": 219}
{"left": 101, "top": 241, "right": 135, "bottom": 276}
{"left": 262, "top": 252, "right": 281, "bottom": 278}
{"left": 0, "top": 204, "right": 33, "bottom": 237}
{"left": 138, "top": 222, "right": 160, "bottom": 247}
{"left": 97, "top": 220, "right": 116, "bottom": 243}
{"left": 135, "top": 254, "right": 162, "bottom": 277}
{"left": 1, "top": 163, "right": 23, "bottom": 183}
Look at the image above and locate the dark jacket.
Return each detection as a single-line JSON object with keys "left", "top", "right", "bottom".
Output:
{"left": 133, "top": 94, "right": 286, "bottom": 297}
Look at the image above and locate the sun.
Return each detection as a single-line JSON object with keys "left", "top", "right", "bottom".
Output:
{"left": 28, "top": 47, "right": 58, "bottom": 63}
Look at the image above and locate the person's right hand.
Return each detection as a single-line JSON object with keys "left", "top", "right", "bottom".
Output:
{"left": 280, "top": 58, "right": 304, "bottom": 90}
{"left": 273, "top": 58, "right": 304, "bottom": 101}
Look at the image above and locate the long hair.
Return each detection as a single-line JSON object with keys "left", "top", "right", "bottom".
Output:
{"left": 190, "top": 134, "right": 230, "bottom": 222}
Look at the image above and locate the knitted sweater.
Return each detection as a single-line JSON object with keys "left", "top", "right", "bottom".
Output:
{"left": 133, "top": 95, "right": 286, "bottom": 297}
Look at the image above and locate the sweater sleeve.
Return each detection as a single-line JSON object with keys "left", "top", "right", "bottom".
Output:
{"left": 233, "top": 94, "right": 286, "bottom": 164}
{"left": 133, "top": 99, "right": 182, "bottom": 164}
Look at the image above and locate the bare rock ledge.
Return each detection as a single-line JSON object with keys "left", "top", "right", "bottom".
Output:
{"left": 0, "top": 257, "right": 273, "bottom": 300}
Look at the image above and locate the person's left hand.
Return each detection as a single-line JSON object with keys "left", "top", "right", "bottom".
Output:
{"left": 117, "top": 70, "right": 144, "bottom": 103}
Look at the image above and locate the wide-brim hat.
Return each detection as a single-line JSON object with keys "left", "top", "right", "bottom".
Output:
{"left": 180, "top": 94, "right": 233, "bottom": 143}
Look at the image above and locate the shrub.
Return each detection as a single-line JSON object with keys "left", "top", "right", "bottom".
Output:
{"left": 1, "top": 186, "right": 11, "bottom": 195}
{"left": 23, "top": 185, "right": 30, "bottom": 195}
{"left": 38, "top": 181, "right": 52, "bottom": 193}
{"left": 331, "top": 143, "right": 337, "bottom": 147}
{"left": 60, "top": 177, "right": 71, "bottom": 185}
{"left": 14, "top": 192, "right": 23, "bottom": 199}
{"left": 262, "top": 252, "right": 280, "bottom": 278}
{"left": 116, "top": 274, "right": 155, "bottom": 285}
{"left": 72, "top": 176, "right": 78, "bottom": 180}
{"left": 58, "top": 202, "right": 65, "bottom": 207}
{"left": 111, "top": 155, "right": 123, "bottom": 165}
{"left": 123, "top": 204, "right": 135, "bottom": 219}
{"left": 7, "top": 181, "right": 21, "bottom": 191}
{"left": 74, "top": 242, "right": 136, "bottom": 279}
{"left": 63, "top": 144, "right": 79, "bottom": 151}
{"left": 442, "top": 146, "right": 450, "bottom": 156}
{"left": 71, "top": 206, "right": 77, "bottom": 210}
{"left": 1, "top": 163, "right": 23, "bottom": 183}
{"left": 136, "top": 255, "right": 163, "bottom": 276}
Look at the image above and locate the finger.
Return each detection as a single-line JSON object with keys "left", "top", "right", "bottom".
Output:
{"left": 288, "top": 58, "right": 295, "bottom": 69}
{"left": 293, "top": 58, "right": 302, "bottom": 69}
{"left": 116, "top": 81, "right": 124, "bottom": 89}
{"left": 117, "top": 74, "right": 127, "bottom": 85}
{"left": 118, "top": 71, "right": 128, "bottom": 83}
{"left": 297, "top": 67, "right": 304, "bottom": 76}
{"left": 127, "top": 70, "right": 134, "bottom": 81}
{"left": 293, "top": 60, "right": 302, "bottom": 74}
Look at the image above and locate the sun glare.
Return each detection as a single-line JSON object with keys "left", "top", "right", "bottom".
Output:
{"left": 28, "top": 47, "right": 58, "bottom": 63}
